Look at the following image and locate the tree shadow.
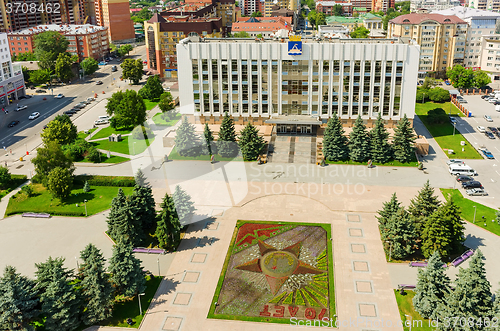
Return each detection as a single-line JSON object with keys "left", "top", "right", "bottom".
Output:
{"left": 176, "top": 236, "right": 220, "bottom": 252}
{"left": 146, "top": 277, "right": 181, "bottom": 312}
{"left": 464, "top": 233, "right": 485, "bottom": 249}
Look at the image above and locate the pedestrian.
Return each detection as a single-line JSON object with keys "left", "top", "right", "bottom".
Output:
{"left": 4, "top": 161, "right": 6, "bottom": 167}
{"left": 210, "top": 154, "right": 215, "bottom": 164}
{"left": 9, "top": 149, "right": 12, "bottom": 154}
{"left": 2, "top": 146, "right": 5, "bottom": 151}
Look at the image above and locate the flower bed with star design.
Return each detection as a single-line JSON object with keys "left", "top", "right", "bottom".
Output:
{"left": 208, "top": 220, "right": 336, "bottom": 325}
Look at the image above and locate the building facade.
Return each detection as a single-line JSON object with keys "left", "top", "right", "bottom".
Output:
{"left": 94, "top": 0, "right": 135, "bottom": 43}
{"left": 388, "top": 13, "right": 467, "bottom": 76}
{"left": 316, "top": 1, "right": 353, "bottom": 16}
{"left": 144, "top": 13, "right": 222, "bottom": 79}
{"left": 232, "top": 16, "right": 293, "bottom": 37}
{"left": 372, "top": 0, "right": 394, "bottom": 13}
{"left": 479, "top": 34, "right": 500, "bottom": 80}
{"left": 7, "top": 24, "right": 109, "bottom": 61}
{"left": 0, "top": 33, "right": 25, "bottom": 105}
{"left": 410, "top": 0, "right": 461, "bottom": 12}
{"left": 468, "top": 0, "right": 500, "bottom": 12}
{"left": 177, "top": 37, "right": 419, "bottom": 130}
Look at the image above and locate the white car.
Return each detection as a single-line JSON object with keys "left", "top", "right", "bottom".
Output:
{"left": 466, "top": 188, "right": 488, "bottom": 196}
{"left": 484, "top": 115, "right": 493, "bottom": 122}
{"left": 477, "top": 126, "right": 486, "bottom": 133}
{"left": 488, "top": 98, "right": 498, "bottom": 103}
{"left": 54, "top": 93, "right": 64, "bottom": 99}
{"left": 94, "top": 119, "right": 109, "bottom": 125}
{"left": 15, "top": 105, "right": 27, "bottom": 111}
{"left": 28, "top": 112, "right": 40, "bottom": 120}
{"left": 446, "top": 159, "right": 464, "bottom": 165}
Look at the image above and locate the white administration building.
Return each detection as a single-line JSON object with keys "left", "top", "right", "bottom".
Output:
{"left": 176, "top": 36, "right": 420, "bottom": 132}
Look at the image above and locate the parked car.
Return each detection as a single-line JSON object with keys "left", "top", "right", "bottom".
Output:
{"left": 462, "top": 180, "right": 483, "bottom": 189}
{"left": 488, "top": 98, "right": 498, "bottom": 103}
{"left": 466, "top": 188, "right": 488, "bottom": 196}
{"left": 74, "top": 103, "right": 86, "bottom": 109}
{"left": 456, "top": 175, "right": 473, "bottom": 182}
{"left": 485, "top": 131, "right": 496, "bottom": 139}
{"left": 98, "top": 61, "right": 107, "bottom": 65}
{"left": 54, "top": 93, "right": 64, "bottom": 99}
{"left": 488, "top": 127, "right": 498, "bottom": 133}
{"left": 450, "top": 117, "right": 458, "bottom": 124}
{"left": 94, "top": 119, "right": 109, "bottom": 125}
{"left": 70, "top": 107, "right": 81, "bottom": 112}
{"left": 15, "top": 105, "right": 27, "bottom": 111}
{"left": 86, "top": 97, "right": 95, "bottom": 102}
{"left": 35, "top": 89, "right": 47, "bottom": 93}
{"left": 96, "top": 80, "right": 103, "bottom": 85}
{"left": 64, "top": 110, "right": 76, "bottom": 116}
{"left": 480, "top": 148, "right": 495, "bottom": 159}
{"left": 19, "top": 95, "right": 32, "bottom": 99}
{"left": 481, "top": 95, "right": 489, "bottom": 99}
{"left": 111, "top": 65, "right": 117, "bottom": 72}
{"left": 485, "top": 115, "right": 493, "bottom": 122}
{"left": 458, "top": 97, "right": 468, "bottom": 103}
{"left": 477, "top": 126, "right": 486, "bottom": 133}
{"left": 7, "top": 120, "right": 19, "bottom": 127}
{"left": 445, "top": 80, "right": 451, "bottom": 85}
{"left": 447, "top": 159, "right": 464, "bottom": 165}
{"left": 28, "top": 112, "right": 40, "bottom": 120}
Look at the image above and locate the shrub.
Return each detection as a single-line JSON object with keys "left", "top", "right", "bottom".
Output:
{"left": 21, "top": 184, "right": 34, "bottom": 197}
{"left": 428, "top": 87, "right": 451, "bottom": 102}
{"left": 87, "top": 147, "right": 101, "bottom": 163}
{"left": 74, "top": 175, "right": 135, "bottom": 187}
{"left": 427, "top": 108, "right": 448, "bottom": 125}
{"left": 83, "top": 181, "right": 90, "bottom": 193}
{"left": 0, "top": 166, "right": 11, "bottom": 189}
{"left": 63, "top": 139, "right": 93, "bottom": 161}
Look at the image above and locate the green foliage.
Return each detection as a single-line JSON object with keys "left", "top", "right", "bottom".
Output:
{"left": 376, "top": 192, "right": 401, "bottom": 233}
{"left": 13, "top": 51, "right": 37, "bottom": 61}
{"left": 29, "top": 69, "right": 51, "bottom": 85}
{"left": 408, "top": 180, "right": 440, "bottom": 232}
{"left": 108, "top": 239, "right": 146, "bottom": 297}
{"left": 473, "top": 70, "right": 492, "bottom": 88}
{"left": 428, "top": 87, "right": 450, "bottom": 102}
{"left": 106, "top": 89, "right": 147, "bottom": 128}
{"left": 120, "top": 58, "right": 143, "bottom": 84}
{"left": 413, "top": 251, "right": 451, "bottom": 320}
{"left": 80, "top": 57, "right": 99, "bottom": 76}
{"left": 238, "top": 122, "right": 265, "bottom": 161}
{"left": 173, "top": 185, "right": 195, "bottom": 225}
{"left": 55, "top": 53, "right": 74, "bottom": 82}
{"left": 350, "top": 25, "right": 370, "bottom": 38}
{"left": 382, "top": 208, "right": 417, "bottom": 259}
{"left": 446, "top": 65, "right": 474, "bottom": 89}
{"left": 156, "top": 193, "right": 181, "bottom": 250}
{"left": 32, "top": 141, "right": 75, "bottom": 185}
{"left": 134, "top": 169, "right": 148, "bottom": 187}
{"left": 131, "top": 8, "right": 153, "bottom": 23}
{"left": 250, "top": 11, "right": 263, "bottom": 17}
{"left": 333, "top": 4, "right": 344, "bottom": 16}
{"left": 233, "top": 31, "right": 251, "bottom": 38}
{"left": 86, "top": 147, "right": 101, "bottom": 163}
{"left": 74, "top": 175, "right": 135, "bottom": 187}
{"left": 20, "top": 184, "right": 33, "bottom": 197}
{"left": 307, "top": 10, "right": 326, "bottom": 29}
{"left": 256, "top": 33, "right": 263, "bottom": 38}
{"left": 370, "top": 113, "right": 392, "bottom": 163}
{"left": 42, "top": 114, "right": 78, "bottom": 145}
{"left": 395, "top": 1, "right": 410, "bottom": 11}
{"left": 422, "top": 77, "right": 437, "bottom": 90}
{"left": 106, "top": 188, "right": 145, "bottom": 246}
{"left": 79, "top": 244, "right": 113, "bottom": 325}
{"left": 47, "top": 167, "right": 74, "bottom": 200}
{"left": 138, "top": 75, "right": 163, "bottom": 101}
{"left": 415, "top": 88, "right": 429, "bottom": 103}
{"left": 174, "top": 116, "right": 202, "bottom": 157}
{"left": 426, "top": 107, "right": 448, "bottom": 124}
{"left": 131, "top": 173, "right": 157, "bottom": 229}
{"left": 118, "top": 45, "right": 134, "bottom": 57}
{"left": 83, "top": 181, "right": 90, "bottom": 193}
{"left": 131, "top": 124, "right": 153, "bottom": 140}
{"left": 62, "top": 138, "right": 93, "bottom": 161}
{"left": 158, "top": 91, "right": 175, "bottom": 113}
{"left": 0, "top": 166, "right": 11, "bottom": 189}
{"left": 383, "top": 10, "right": 407, "bottom": 30}
{"left": 392, "top": 114, "right": 416, "bottom": 163}
{"left": 348, "top": 115, "right": 371, "bottom": 162}
{"left": 22, "top": 66, "right": 32, "bottom": 83}
{"left": 0, "top": 266, "right": 40, "bottom": 330}
{"left": 202, "top": 123, "right": 215, "bottom": 155}
{"left": 323, "top": 114, "right": 349, "bottom": 161}
{"left": 218, "top": 113, "right": 238, "bottom": 158}
{"left": 33, "top": 31, "right": 69, "bottom": 71}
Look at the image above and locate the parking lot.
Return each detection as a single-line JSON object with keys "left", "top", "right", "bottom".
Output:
{"left": 452, "top": 94, "right": 500, "bottom": 208}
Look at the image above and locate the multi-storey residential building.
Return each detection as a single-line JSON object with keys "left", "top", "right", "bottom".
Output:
{"left": 325, "top": 13, "right": 383, "bottom": 34}
{"left": 432, "top": 7, "right": 500, "bottom": 69}
{"left": 316, "top": 1, "right": 353, "bottom": 16}
{"left": 177, "top": 36, "right": 419, "bottom": 130}
{"left": 263, "top": 0, "right": 299, "bottom": 17}
{"left": 372, "top": 0, "right": 394, "bottom": 12}
{"left": 479, "top": 34, "right": 500, "bottom": 80}
{"left": 410, "top": 0, "right": 461, "bottom": 12}
{"left": 7, "top": 24, "right": 109, "bottom": 61}
{"left": 468, "top": 0, "right": 500, "bottom": 12}
{"left": 388, "top": 13, "right": 467, "bottom": 76}
{"left": 232, "top": 16, "right": 293, "bottom": 37}
{"left": 0, "top": 33, "right": 25, "bottom": 105}
{"left": 144, "top": 13, "right": 222, "bottom": 79}
{"left": 93, "top": 0, "right": 135, "bottom": 43}
{"left": 241, "top": 0, "right": 264, "bottom": 16}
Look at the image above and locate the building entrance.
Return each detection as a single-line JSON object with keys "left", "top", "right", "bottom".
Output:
{"left": 277, "top": 124, "right": 312, "bottom": 134}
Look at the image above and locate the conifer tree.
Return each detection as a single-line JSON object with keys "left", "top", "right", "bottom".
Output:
{"left": 34, "top": 257, "right": 73, "bottom": 293}
{"left": 156, "top": 193, "right": 181, "bottom": 250}
{"left": 172, "top": 185, "right": 195, "bottom": 225}
{"left": 131, "top": 170, "right": 156, "bottom": 230}
{"left": 392, "top": 114, "right": 416, "bottom": 163}
{"left": 408, "top": 180, "right": 440, "bottom": 232}
{"left": 322, "top": 114, "right": 349, "bottom": 161}
{"left": 107, "top": 188, "right": 144, "bottom": 246}
{"left": 436, "top": 250, "right": 493, "bottom": 329}
{"left": 79, "top": 244, "right": 113, "bottom": 325}
{"left": 203, "top": 123, "right": 215, "bottom": 155}
{"left": 39, "top": 263, "right": 81, "bottom": 331}
{"left": 369, "top": 112, "right": 392, "bottom": 163}
{"left": 108, "top": 238, "right": 146, "bottom": 297}
{"left": 83, "top": 181, "right": 90, "bottom": 193}
{"left": 174, "top": 116, "right": 201, "bottom": 157}
{"left": 382, "top": 208, "right": 417, "bottom": 260}
{"left": 440, "top": 197, "right": 466, "bottom": 254}
{"left": 238, "top": 122, "right": 265, "bottom": 161}
{"left": 348, "top": 115, "right": 371, "bottom": 162}
{"left": 376, "top": 192, "right": 401, "bottom": 231}
{"left": 413, "top": 251, "right": 451, "bottom": 320}
{"left": 0, "top": 266, "right": 40, "bottom": 331}
{"left": 218, "top": 112, "right": 238, "bottom": 158}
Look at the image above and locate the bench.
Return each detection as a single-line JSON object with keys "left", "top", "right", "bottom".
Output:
{"left": 398, "top": 284, "right": 416, "bottom": 289}
{"left": 451, "top": 249, "right": 474, "bottom": 267}
{"left": 409, "top": 261, "right": 427, "bottom": 267}
{"left": 133, "top": 247, "right": 166, "bottom": 254}
{"left": 22, "top": 212, "right": 50, "bottom": 218}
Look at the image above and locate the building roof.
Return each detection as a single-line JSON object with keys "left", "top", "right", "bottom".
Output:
{"left": 165, "top": 2, "right": 212, "bottom": 13}
{"left": 389, "top": 13, "right": 466, "bottom": 24}
{"left": 431, "top": 7, "right": 500, "bottom": 19}
{"left": 148, "top": 13, "right": 167, "bottom": 23}
{"left": 362, "top": 13, "right": 382, "bottom": 20}
{"left": 130, "top": 8, "right": 142, "bottom": 12}
{"left": 316, "top": 1, "right": 350, "bottom": 6}
{"left": 232, "top": 17, "right": 292, "bottom": 32}
{"left": 9, "top": 24, "right": 107, "bottom": 35}
{"left": 326, "top": 16, "right": 363, "bottom": 24}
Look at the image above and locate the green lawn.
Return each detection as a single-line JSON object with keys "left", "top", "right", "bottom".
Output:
{"left": 394, "top": 290, "right": 435, "bottom": 331}
{"left": 5, "top": 184, "right": 134, "bottom": 217}
{"left": 91, "top": 135, "right": 155, "bottom": 156}
{"left": 415, "top": 101, "right": 464, "bottom": 117}
{"left": 90, "top": 126, "right": 134, "bottom": 140}
{"left": 415, "top": 102, "right": 481, "bottom": 159}
{"left": 105, "top": 276, "right": 162, "bottom": 328}
{"left": 144, "top": 99, "right": 159, "bottom": 111}
{"left": 325, "top": 158, "right": 418, "bottom": 167}
{"left": 441, "top": 189, "right": 500, "bottom": 236}
{"left": 76, "top": 152, "right": 129, "bottom": 164}
{"left": 77, "top": 128, "right": 97, "bottom": 140}
{"left": 0, "top": 175, "right": 28, "bottom": 202}
{"left": 168, "top": 146, "right": 243, "bottom": 161}
{"left": 152, "top": 112, "right": 181, "bottom": 126}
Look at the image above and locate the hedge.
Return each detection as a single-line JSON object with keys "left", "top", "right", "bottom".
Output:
{"left": 74, "top": 175, "right": 135, "bottom": 187}
{"left": 5, "top": 210, "right": 84, "bottom": 217}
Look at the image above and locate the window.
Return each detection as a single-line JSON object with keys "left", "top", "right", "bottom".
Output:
{"left": 487, "top": 63, "right": 493, "bottom": 66}
{"left": 488, "top": 57, "right": 493, "bottom": 60}
{"left": 443, "top": 61, "right": 447, "bottom": 64}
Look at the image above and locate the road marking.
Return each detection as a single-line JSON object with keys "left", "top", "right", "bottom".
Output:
{"left": 495, "top": 147, "right": 500, "bottom": 153}
{"left": 472, "top": 117, "right": 478, "bottom": 123}
{"left": 496, "top": 170, "right": 500, "bottom": 177}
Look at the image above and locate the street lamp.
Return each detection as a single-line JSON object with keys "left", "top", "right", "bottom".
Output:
{"left": 133, "top": 141, "right": 137, "bottom": 155}
{"left": 84, "top": 199, "right": 87, "bottom": 217}
{"left": 138, "top": 293, "right": 145, "bottom": 315}
{"left": 75, "top": 257, "right": 79, "bottom": 270}
{"left": 385, "top": 240, "right": 393, "bottom": 262}
{"left": 405, "top": 314, "right": 413, "bottom": 331}
{"left": 157, "top": 255, "right": 161, "bottom": 276}
{"left": 422, "top": 92, "right": 425, "bottom": 104}
{"left": 453, "top": 122, "right": 456, "bottom": 136}
{"left": 473, "top": 205, "right": 477, "bottom": 223}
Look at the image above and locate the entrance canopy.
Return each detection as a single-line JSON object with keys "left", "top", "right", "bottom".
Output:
{"left": 265, "top": 115, "right": 321, "bottom": 125}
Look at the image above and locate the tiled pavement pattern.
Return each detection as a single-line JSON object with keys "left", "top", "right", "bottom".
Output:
{"left": 268, "top": 135, "right": 316, "bottom": 164}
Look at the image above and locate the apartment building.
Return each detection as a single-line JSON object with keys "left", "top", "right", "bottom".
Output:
{"left": 387, "top": 13, "right": 467, "bottom": 76}
{"left": 410, "top": 0, "right": 461, "bottom": 12}
{"left": 176, "top": 36, "right": 419, "bottom": 130}
{"left": 325, "top": 13, "right": 383, "bottom": 33}
{"left": 144, "top": 13, "right": 222, "bottom": 79}
{"left": 468, "top": 0, "right": 500, "bottom": 12}
{"left": 262, "top": 0, "right": 299, "bottom": 17}
{"left": 432, "top": 7, "right": 500, "bottom": 69}
{"left": 232, "top": 16, "right": 293, "bottom": 37}
{"left": 372, "top": 0, "right": 394, "bottom": 12}
{"left": 241, "top": 0, "right": 264, "bottom": 16}
{"left": 479, "top": 34, "right": 500, "bottom": 80}
{"left": 0, "top": 33, "right": 25, "bottom": 105}
{"left": 316, "top": 2, "right": 353, "bottom": 16}
{"left": 7, "top": 24, "right": 109, "bottom": 61}
{"left": 93, "top": 0, "right": 134, "bottom": 43}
